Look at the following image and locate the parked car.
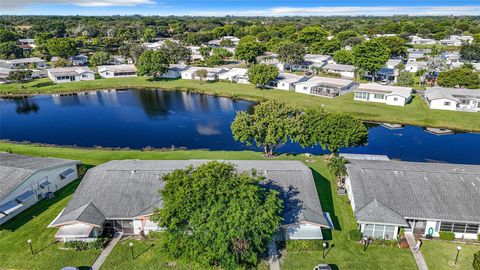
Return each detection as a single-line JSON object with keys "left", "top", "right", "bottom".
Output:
{"left": 314, "top": 264, "right": 332, "bottom": 270}
{"left": 380, "top": 79, "right": 390, "bottom": 85}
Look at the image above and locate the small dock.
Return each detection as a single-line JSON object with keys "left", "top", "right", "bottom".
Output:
{"left": 425, "top": 127, "right": 454, "bottom": 135}
{"left": 380, "top": 123, "right": 404, "bottom": 130}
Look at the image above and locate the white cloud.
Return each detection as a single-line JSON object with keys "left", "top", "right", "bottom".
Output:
{"left": 174, "top": 5, "right": 480, "bottom": 17}
{"left": 2, "top": 0, "right": 155, "bottom": 10}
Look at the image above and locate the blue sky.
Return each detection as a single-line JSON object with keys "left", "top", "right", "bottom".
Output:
{"left": 2, "top": 0, "right": 480, "bottom": 16}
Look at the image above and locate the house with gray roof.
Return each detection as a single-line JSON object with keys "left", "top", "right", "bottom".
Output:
{"left": 47, "top": 67, "right": 95, "bottom": 84}
{"left": 354, "top": 83, "right": 412, "bottom": 106}
{"left": 0, "top": 57, "right": 46, "bottom": 69}
{"left": 0, "top": 153, "right": 79, "bottom": 225}
{"left": 269, "top": 73, "right": 309, "bottom": 91}
{"left": 180, "top": 67, "right": 228, "bottom": 81}
{"left": 295, "top": 76, "right": 359, "bottom": 98}
{"left": 425, "top": 87, "right": 480, "bottom": 112}
{"left": 98, "top": 64, "right": 137, "bottom": 78}
{"left": 49, "top": 160, "right": 332, "bottom": 242}
{"left": 322, "top": 63, "right": 355, "bottom": 78}
{"left": 344, "top": 155, "right": 480, "bottom": 240}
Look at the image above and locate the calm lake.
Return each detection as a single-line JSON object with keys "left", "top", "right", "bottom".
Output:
{"left": 1, "top": 89, "right": 480, "bottom": 164}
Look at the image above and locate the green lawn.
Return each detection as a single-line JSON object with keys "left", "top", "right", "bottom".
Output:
{"left": 1, "top": 77, "right": 479, "bottom": 132}
{"left": 0, "top": 179, "right": 101, "bottom": 270}
{"left": 0, "top": 142, "right": 418, "bottom": 270}
{"left": 280, "top": 161, "right": 417, "bottom": 270}
{"left": 422, "top": 240, "right": 480, "bottom": 270}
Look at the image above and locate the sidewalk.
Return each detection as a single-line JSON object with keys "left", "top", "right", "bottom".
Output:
{"left": 405, "top": 234, "right": 428, "bottom": 270}
{"left": 268, "top": 240, "right": 280, "bottom": 270}
{"left": 91, "top": 233, "right": 123, "bottom": 270}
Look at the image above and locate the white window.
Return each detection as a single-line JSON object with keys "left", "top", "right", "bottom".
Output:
{"left": 374, "top": 94, "right": 385, "bottom": 99}
{"left": 440, "top": 222, "right": 480, "bottom": 234}
{"left": 355, "top": 92, "right": 368, "bottom": 100}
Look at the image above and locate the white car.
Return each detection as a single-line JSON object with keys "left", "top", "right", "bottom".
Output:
{"left": 314, "top": 264, "right": 332, "bottom": 270}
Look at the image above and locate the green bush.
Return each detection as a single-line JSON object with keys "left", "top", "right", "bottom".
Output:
{"left": 348, "top": 229, "right": 363, "bottom": 241}
{"left": 473, "top": 251, "right": 480, "bottom": 270}
{"left": 286, "top": 240, "right": 326, "bottom": 252}
{"left": 63, "top": 237, "right": 110, "bottom": 251}
{"left": 478, "top": 233, "right": 480, "bottom": 241}
{"left": 147, "top": 231, "right": 163, "bottom": 240}
{"left": 439, "top": 231, "right": 455, "bottom": 241}
{"left": 369, "top": 239, "right": 398, "bottom": 247}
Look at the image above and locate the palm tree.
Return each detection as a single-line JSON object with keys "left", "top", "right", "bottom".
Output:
{"left": 327, "top": 155, "right": 348, "bottom": 189}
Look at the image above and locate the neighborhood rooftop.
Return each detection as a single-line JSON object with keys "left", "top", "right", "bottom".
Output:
{"left": 48, "top": 67, "right": 94, "bottom": 77}
{"left": 356, "top": 83, "right": 412, "bottom": 98}
{"left": 345, "top": 159, "right": 480, "bottom": 225}
{"left": 0, "top": 57, "right": 45, "bottom": 64}
{"left": 0, "top": 152, "right": 79, "bottom": 202}
{"left": 297, "top": 76, "right": 356, "bottom": 87}
{"left": 426, "top": 87, "right": 480, "bottom": 102}
{"left": 51, "top": 160, "right": 332, "bottom": 228}
{"left": 97, "top": 64, "right": 137, "bottom": 73}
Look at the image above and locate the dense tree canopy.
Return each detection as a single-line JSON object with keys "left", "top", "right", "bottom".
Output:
{"left": 353, "top": 40, "right": 390, "bottom": 80}
{"left": 152, "top": 161, "right": 283, "bottom": 269}
{"left": 161, "top": 40, "right": 191, "bottom": 64}
{"left": 437, "top": 68, "right": 480, "bottom": 89}
{"left": 295, "top": 26, "right": 329, "bottom": 44}
{"left": 231, "top": 100, "right": 300, "bottom": 155}
{"left": 89, "top": 51, "right": 111, "bottom": 66}
{"left": 333, "top": 50, "right": 354, "bottom": 65}
{"left": 235, "top": 40, "right": 263, "bottom": 64}
{"left": 276, "top": 42, "right": 306, "bottom": 71}
{"left": 0, "top": 41, "right": 22, "bottom": 59}
{"left": 247, "top": 64, "right": 279, "bottom": 87}
{"left": 374, "top": 36, "right": 407, "bottom": 57}
{"left": 396, "top": 72, "right": 415, "bottom": 87}
{"left": 46, "top": 38, "right": 77, "bottom": 58}
{"left": 460, "top": 43, "right": 480, "bottom": 62}
{"left": 137, "top": 50, "right": 169, "bottom": 77}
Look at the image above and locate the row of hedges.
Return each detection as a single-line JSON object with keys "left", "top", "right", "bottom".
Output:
{"left": 438, "top": 231, "right": 455, "bottom": 241}
{"left": 63, "top": 237, "right": 110, "bottom": 251}
{"left": 286, "top": 240, "right": 327, "bottom": 252}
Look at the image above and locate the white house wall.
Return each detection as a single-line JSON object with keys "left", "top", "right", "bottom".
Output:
{"left": 385, "top": 95, "right": 408, "bottom": 106}
{"left": 0, "top": 164, "right": 78, "bottom": 225}
{"left": 428, "top": 99, "right": 458, "bottom": 111}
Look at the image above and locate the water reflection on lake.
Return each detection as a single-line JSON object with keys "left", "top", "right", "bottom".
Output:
{"left": 1, "top": 89, "right": 480, "bottom": 164}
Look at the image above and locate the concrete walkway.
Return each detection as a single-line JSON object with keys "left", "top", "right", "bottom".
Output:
{"left": 268, "top": 240, "right": 280, "bottom": 270}
{"left": 405, "top": 234, "right": 428, "bottom": 270}
{"left": 91, "top": 233, "right": 123, "bottom": 270}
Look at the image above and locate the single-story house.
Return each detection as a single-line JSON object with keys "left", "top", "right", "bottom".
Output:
{"left": 0, "top": 153, "right": 79, "bottom": 225}
{"left": 405, "top": 61, "right": 427, "bottom": 73}
{"left": 344, "top": 154, "right": 480, "bottom": 240}
{"left": 0, "top": 57, "right": 47, "bottom": 69}
{"left": 288, "top": 54, "right": 333, "bottom": 71}
{"left": 425, "top": 87, "right": 480, "bottom": 112}
{"left": 142, "top": 41, "right": 165, "bottom": 50}
{"left": 407, "top": 52, "right": 427, "bottom": 62}
{"left": 295, "top": 76, "right": 359, "bottom": 98}
{"left": 408, "top": 36, "right": 436, "bottom": 45}
{"left": 259, "top": 55, "right": 287, "bottom": 71}
{"left": 322, "top": 63, "right": 355, "bottom": 78}
{"left": 269, "top": 73, "right": 309, "bottom": 91}
{"left": 49, "top": 160, "right": 333, "bottom": 242}
{"left": 221, "top": 36, "right": 240, "bottom": 46}
{"left": 47, "top": 67, "right": 95, "bottom": 83}
{"left": 97, "top": 64, "right": 137, "bottom": 78}
{"left": 354, "top": 83, "right": 412, "bottom": 106}
{"left": 368, "top": 67, "right": 398, "bottom": 83}
{"left": 218, "top": 68, "right": 249, "bottom": 84}
{"left": 69, "top": 55, "right": 88, "bottom": 66}
{"left": 18, "top": 38, "right": 35, "bottom": 45}
{"left": 160, "top": 64, "right": 190, "bottom": 79}
{"left": 180, "top": 67, "right": 227, "bottom": 81}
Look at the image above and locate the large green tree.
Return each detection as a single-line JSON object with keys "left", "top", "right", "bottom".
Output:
{"left": 333, "top": 50, "right": 354, "bottom": 65}
{"left": 137, "top": 50, "right": 169, "bottom": 77}
{"left": 152, "top": 161, "right": 283, "bottom": 269}
{"left": 353, "top": 40, "right": 390, "bottom": 81}
{"left": 396, "top": 72, "right": 414, "bottom": 87}
{"left": 89, "top": 51, "right": 111, "bottom": 66}
{"left": 0, "top": 42, "right": 22, "bottom": 59}
{"left": 316, "top": 113, "right": 368, "bottom": 154}
{"left": 247, "top": 64, "right": 279, "bottom": 87}
{"left": 460, "top": 43, "right": 480, "bottom": 62}
{"left": 46, "top": 38, "right": 77, "bottom": 58}
{"left": 375, "top": 36, "right": 407, "bottom": 57}
{"left": 235, "top": 41, "right": 263, "bottom": 65}
{"left": 231, "top": 100, "right": 299, "bottom": 155}
{"left": 276, "top": 42, "right": 306, "bottom": 71}
{"left": 295, "top": 26, "right": 328, "bottom": 44}
{"left": 437, "top": 68, "right": 480, "bottom": 89}
{"left": 161, "top": 41, "right": 191, "bottom": 64}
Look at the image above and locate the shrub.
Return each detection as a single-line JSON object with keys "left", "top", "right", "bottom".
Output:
{"left": 147, "top": 231, "right": 163, "bottom": 240}
{"left": 286, "top": 240, "right": 325, "bottom": 252}
{"left": 348, "top": 229, "right": 363, "bottom": 241}
{"left": 63, "top": 237, "right": 110, "bottom": 251}
{"left": 369, "top": 239, "right": 398, "bottom": 247}
{"left": 439, "top": 231, "right": 455, "bottom": 241}
{"left": 473, "top": 251, "right": 480, "bottom": 270}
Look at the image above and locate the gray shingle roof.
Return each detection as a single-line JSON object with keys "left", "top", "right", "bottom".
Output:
{"left": 346, "top": 159, "right": 480, "bottom": 224}
{"left": 425, "top": 87, "right": 480, "bottom": 102}
{"left": 53, "top": 202, "right": 104, "bottom": 227}
{"left": 355, "top": 199, "right": 408, "bottom": 226}
{"left": 52, "top": 160, "right": 331, "bottom": 228}
{"left": 0, "top": 153, "right": 79, "bottom": 202}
